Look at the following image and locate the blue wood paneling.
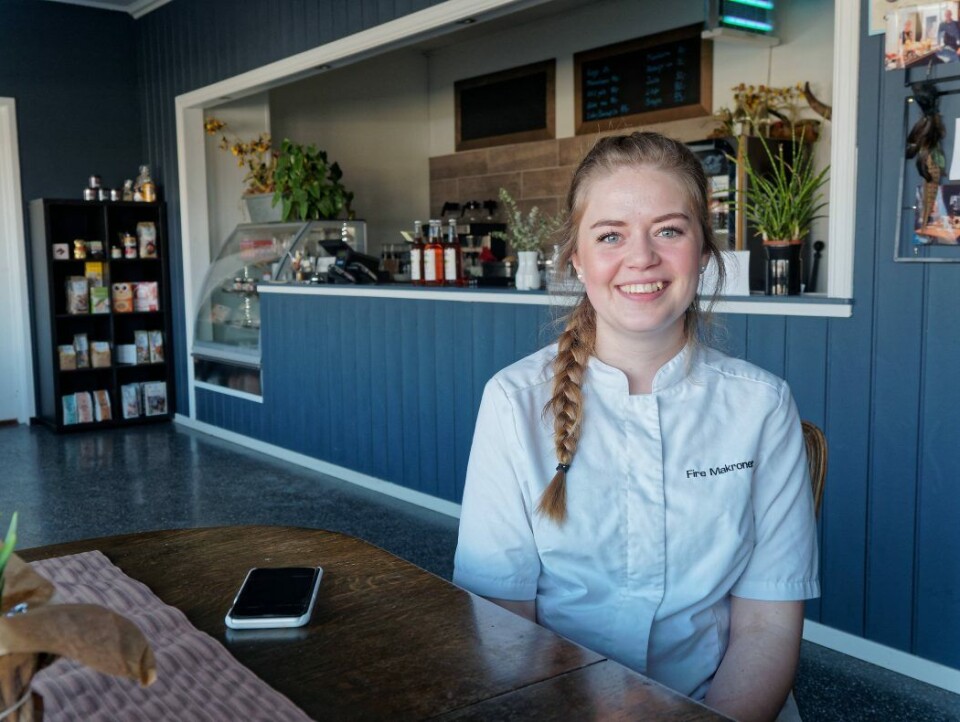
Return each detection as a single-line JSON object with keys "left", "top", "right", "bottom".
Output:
{"left": 915, "top": 267, "right": 960, "bottom": 668}
{"left": 0, "top": 2, "right": 141, "bottom": 203}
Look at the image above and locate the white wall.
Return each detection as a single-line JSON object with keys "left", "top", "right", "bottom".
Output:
{"left": 203, "top": 93, "right": 271, "bottom": 258}
{"left": 269, "top": 50, "right": 432, "bottom": 257}
{"left": 0, "top": 97, "right": 32, "bottom": 424}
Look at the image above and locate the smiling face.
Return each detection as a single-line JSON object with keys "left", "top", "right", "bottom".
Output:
{"left": 571, "top": 165, "right": 707, "bottom": 356}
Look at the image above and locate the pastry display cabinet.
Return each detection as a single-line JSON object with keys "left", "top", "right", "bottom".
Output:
{"left": 192, "top": 220, "right": 367, "bottom": 396}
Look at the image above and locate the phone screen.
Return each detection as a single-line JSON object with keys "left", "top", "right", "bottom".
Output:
{"left": 230, "top": 567, "right": 321, "bottom": 618}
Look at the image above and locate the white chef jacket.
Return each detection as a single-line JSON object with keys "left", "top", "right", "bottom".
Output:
{"left": 453, "top": 343, "right": 820, "bottom": 700}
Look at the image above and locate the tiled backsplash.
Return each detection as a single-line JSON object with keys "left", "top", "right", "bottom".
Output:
{"left": 428, "top": 116, "right": 720, "bottom": 219}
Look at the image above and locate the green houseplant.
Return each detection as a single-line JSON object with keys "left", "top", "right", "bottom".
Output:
{"left": 737, "top": 131, "right": 829, "bottom": 295}
{"left": 271, "top": 139, "right": 355, "bottom": 222}
{"left": 492, "top": 188, "right": 563, "bottom": 290}
{"left": 491, "top": 187, "right": 563, "bottom": 253}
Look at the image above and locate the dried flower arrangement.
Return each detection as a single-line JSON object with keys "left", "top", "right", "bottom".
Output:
{"left": 203, "top": 117, "right": 276, "bottom": 195}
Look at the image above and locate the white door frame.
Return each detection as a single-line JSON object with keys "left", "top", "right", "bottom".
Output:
{"left": 0, "top": 98, "right": 34, "bottom": 424}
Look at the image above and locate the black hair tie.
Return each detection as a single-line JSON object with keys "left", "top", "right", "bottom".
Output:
{"left": 556, "top": 463, "right": 571, "bottom": 473}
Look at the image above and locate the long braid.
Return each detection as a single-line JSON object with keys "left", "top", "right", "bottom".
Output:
{"left": 538, "top": 299, "right": 596, "bottom": 523}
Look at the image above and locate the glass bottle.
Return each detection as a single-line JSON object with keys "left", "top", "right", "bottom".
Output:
{"left": 135, "top": 165, "right": 156, "bottom": 203}
{"left": 410, "top": 220, "right": 424, "bottom": 286}
{"left": 443, "top": 218, "right": 464, "bottom": 287}
{"left": 423, "top": 219, "right": 444, "bottom": 286}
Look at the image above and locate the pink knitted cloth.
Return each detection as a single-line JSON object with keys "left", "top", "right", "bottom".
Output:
{"left": 29, "top": 551, "right": 313, "bottom": 721}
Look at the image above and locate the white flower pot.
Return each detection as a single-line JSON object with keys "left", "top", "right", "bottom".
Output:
{"left": 515, "top": 251, "right": 541, "bottom": 291}
{"left": 243, "top": 193, "right": 283, "bottom": 223}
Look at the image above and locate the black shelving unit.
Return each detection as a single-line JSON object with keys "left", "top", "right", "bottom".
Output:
{"left": 29, "top": 199, "right": 174, "bottom": 432}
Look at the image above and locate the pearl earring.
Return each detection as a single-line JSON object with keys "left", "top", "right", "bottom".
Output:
{"left": 576, "top": 272, "right": 584, "bottom": 281}
{"left": 699, "top": 265, "right": 707, "bottom": 274}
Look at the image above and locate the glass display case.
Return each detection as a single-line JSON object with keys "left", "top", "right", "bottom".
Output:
{"left": 192, "top": 220, "right": 367, "bottom": 396}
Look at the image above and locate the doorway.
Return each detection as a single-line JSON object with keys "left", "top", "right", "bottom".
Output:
{"left": 0, "top": 97, "right": 34, "bottom": 424}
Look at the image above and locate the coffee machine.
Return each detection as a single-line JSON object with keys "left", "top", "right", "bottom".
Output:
{"left": 443, "top": 200, "right": 507, "bottom": 281}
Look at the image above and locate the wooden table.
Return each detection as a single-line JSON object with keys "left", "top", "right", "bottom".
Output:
{"left": 21, "top": 526, "right": 728, "bottom": 721}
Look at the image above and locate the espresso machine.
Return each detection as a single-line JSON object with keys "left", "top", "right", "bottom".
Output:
{"left": 443, "top": 200, "right": 507, "bottom": 282}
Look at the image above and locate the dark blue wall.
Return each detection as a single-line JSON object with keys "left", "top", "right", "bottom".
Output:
{"left": 0, "top": 1, "right": 141, "bottom": 202}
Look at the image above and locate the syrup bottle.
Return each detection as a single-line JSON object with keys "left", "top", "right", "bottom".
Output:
{"left": 423, "top": 219, "right": 444, "bottom": 286}
{"left": 443, "top": 218, "right": 464, "bottom": 287}
{"left": 410, "top": 220, "right": 424, "bottom": 286}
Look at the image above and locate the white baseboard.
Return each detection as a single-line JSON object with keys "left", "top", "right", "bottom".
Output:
{"left": 174, "top": 414, "right": 959, "bottom": 695}
{"left": 174, "top": 414, "right": 462, "bottom": 520}
{"left": 803, "top": 620, "right": 960, "bottom": 695}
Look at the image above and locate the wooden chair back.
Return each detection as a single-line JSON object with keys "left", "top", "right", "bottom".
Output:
{"left": 801, "top": 421, "right": 827, "bottom": 518}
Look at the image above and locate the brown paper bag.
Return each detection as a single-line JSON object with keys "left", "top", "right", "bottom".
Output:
{"left": 0, "top": 554, "right": 156, "bottom": 720}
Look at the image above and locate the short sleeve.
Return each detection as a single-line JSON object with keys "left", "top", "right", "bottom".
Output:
{"left": 732, "top": 382, "right": 820, "bottom": 601}
{"left": 453, "top": 378, "right": 541, "bottom": 601}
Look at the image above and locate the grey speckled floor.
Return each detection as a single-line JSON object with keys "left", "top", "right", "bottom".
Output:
{"left": 2, "top": 422, "right": 958, "bottom": 721}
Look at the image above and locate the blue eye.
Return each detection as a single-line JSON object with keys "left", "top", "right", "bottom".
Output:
{"left": 657, "top": 226, "right": 683, "bottom": 238}
{"left": 597, "top": 232, "right": 620, "bottom": 244}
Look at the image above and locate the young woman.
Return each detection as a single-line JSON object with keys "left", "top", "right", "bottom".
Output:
{"left": 453, "top": 132, "right": 819, "bottom": 722}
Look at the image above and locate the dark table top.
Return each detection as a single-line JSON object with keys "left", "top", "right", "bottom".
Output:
{"left": 21, "top": 525, "right": 728, "bottom": 721}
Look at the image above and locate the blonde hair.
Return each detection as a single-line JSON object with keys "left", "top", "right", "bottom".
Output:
{"left": 538, "top": 132, "right": 726, "bottom": 523}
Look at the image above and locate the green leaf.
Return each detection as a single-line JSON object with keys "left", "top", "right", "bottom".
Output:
{"left": 0, "top": 511, "right": 19, "bottom": 600}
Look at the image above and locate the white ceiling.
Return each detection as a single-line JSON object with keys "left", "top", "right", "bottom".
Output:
{"left": 39, "top": 0, "right": 171, "bottom": 19}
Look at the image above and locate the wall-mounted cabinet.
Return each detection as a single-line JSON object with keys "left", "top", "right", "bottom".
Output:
{"left": 29, "top": 199, "right": 174, "bottom": 431}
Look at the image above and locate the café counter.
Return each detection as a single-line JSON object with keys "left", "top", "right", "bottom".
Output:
{"left": 186, "top": 283, "right": 852, "bottom": 514}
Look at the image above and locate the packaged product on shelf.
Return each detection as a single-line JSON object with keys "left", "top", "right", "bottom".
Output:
{"left": 117, "top": 344, "right": 136, "bottom": 365}
{"left": 137, "top": 222, "right": 157, "bottom": 258}
{"left": 134, "top": 330, "right": 150, "bottom": 364}
{"left": 210, "top": 303, "right": 231, "bottom": 324}
{"left": 62, "top": 394, "right": 77, "bottom": 425}
{"left": 91, "top": 341, "right": 111, "bottom": 368}
{"left": 133, "top": 281, "right": 158, "bottom": 312}
{"left": 112, "top": 282, "right": 133, "bottom": 313}
{"left": 75, "top": 390, "right": 94, "bottom": 423}
{"left": 142, "top": 381, "right": 168, "bottom": 417}
{"left": 84, "top": 261, "right": 104, "bottom": 287}
{"left": 93, "top": 389, "right": 112, "bottom": 421}
{"left": 73, "top": 239, "right": 86, "bottom": 259}
{"left": 73, "top": 333, "right": 89, "bottom": 368}
{"left": 58, "top": 344, "right": 77, "bottom": 371}
{"left": 121, "top": 383, "right": 141, "bottom": 418}
{"left": 65, "top": 276, "right": 89, "bottom": 314}
{"left": 148, "top": 330, "right": 164, "bottom": 363}
{"left": 88, "top": 241, "right": 104, "bottom": 259}
{"left": 52, "top": 243, "right": 70, "bottom": 260}
{"left": 90, "top": 286, "right": 110, "bottom": 314}
{"left": 121, "top": 232, "right": 137, "bottom": 258}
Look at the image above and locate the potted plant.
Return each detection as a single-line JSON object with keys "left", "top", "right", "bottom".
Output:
{"left": 738, "top": 131, "right": 830, "bottom": 295}
{"left": 203, "top": 117, "right": 279, "bottom": 222}
{"left": 492, "top": 187, "right": 563, "bottom": 290}
{"left": 0, "top": 513, "right": 156, "bottom": 718}
{"left": 271, "top": 139, "right": 354, "bottom": 222}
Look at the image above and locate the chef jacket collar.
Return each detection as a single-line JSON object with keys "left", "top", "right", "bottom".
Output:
{"left": 584, "top": 343, "right": 693, "bottom": 395}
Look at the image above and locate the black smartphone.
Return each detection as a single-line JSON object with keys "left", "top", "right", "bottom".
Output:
{"left": 225, "top": 566, "right": 323, "bottom": 629}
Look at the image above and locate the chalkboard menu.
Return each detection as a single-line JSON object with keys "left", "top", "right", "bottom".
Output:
{"left": 574, "top": 25, "right": 712, "bottom": 134}
{"left": 455, "top": 60, "right": 556, "bottom": 151}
